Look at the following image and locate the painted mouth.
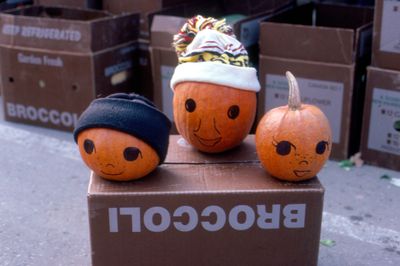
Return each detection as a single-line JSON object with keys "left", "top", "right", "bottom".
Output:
{"left": 293, "top": 170, "right": 312, "bottom": 178}
{"left": 100, "top": 170, "right": 124, "bottom": 176}
{"left": 194, "top": 133, "right": 222, "bottom": 147}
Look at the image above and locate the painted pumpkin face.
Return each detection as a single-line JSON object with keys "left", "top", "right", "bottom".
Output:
{"left": 77, "top": 128, "right": 159, "bottom": 181}
{"left": 255, "top": 72, "right": 332, "bottom": 181}
{"left": 173, "top": 82, "right": 257, "bottom": 153}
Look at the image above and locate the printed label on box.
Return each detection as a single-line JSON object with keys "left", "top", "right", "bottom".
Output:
{"left": 1, "top": 24, "right": 82, "bottom": 42}
{"left": 367, "top": 88, "right": 400, "bottom": 155}
{"left": 161, "top": 65, "right": 175, "bottom": 121}
{"left": 17, "top": 52, "right": 63, "bottom": 67}
{"left": 5, "top": 102, "right": 78, "bottom": 128}
{"left": 265, "top": 74, "right": 344, "bottom": 143}
{"left": 379, "top": 0, "right": 400, "bottom": 53}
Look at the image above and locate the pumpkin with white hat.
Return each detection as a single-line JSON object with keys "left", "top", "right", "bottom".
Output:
{"left": 171, "top": 15, "right": 260, "bottom": 153}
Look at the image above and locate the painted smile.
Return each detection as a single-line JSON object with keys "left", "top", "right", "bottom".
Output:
{"left": 100, "top": 170, "right": 124, "bottom": 176}
{"left": 194, "top": 133, "right": 222, "bottom": 147}
{"left": 293, "top": 170, "right": 312, "bottom": 178}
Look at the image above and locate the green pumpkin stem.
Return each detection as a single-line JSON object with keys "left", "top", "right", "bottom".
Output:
{"left": 286, "top": 71, "right": 302, "bottom": 110}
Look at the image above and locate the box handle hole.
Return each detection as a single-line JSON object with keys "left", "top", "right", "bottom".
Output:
{"left": 8, "top": 77, "right": 14, "bottom": 83}
{"left": 72, "top": 84, "right": 79, "bottom": 92}
{"left": 39, "top": 80, "right": 46, "bottom": 88}
{"left": 111, "top": 71, "right": 128, "bottom": 86}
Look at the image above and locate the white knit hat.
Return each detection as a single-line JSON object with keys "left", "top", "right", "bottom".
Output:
{"left": 170, "top": 15, "right": 260, "bottom": 92}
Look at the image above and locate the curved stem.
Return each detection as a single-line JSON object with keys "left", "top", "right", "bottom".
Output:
{"left": 286, "top": 71, "right": 302, "bottom": 110}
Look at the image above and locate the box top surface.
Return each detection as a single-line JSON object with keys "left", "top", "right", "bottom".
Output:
{"left": 88, "top": 135, "right": 324, "bottom": 195}
{"left": 0, "top": 6, "right": 139, "bottom": 52}
{"left": 260, "top": 3, "right": 373, "bottom": 64}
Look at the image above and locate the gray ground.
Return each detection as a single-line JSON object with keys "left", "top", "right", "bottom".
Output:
{"left": 0, "top": 115, "right": 399, "bottom": 266}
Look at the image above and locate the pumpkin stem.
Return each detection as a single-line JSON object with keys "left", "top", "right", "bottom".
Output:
{"left": 286, "top": 71, "right": 302, "bottom": 110}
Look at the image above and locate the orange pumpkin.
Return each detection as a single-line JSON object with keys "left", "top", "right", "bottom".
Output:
{"left": 255, "top": 71, "right": 332, "bottom": 181}
{"left": 173, "top": 82, "right": 257, "bottom": 153}
{"left": 77, "top": 128, "right": 159, "bottom": 181}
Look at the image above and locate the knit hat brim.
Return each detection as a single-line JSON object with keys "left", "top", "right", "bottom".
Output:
{"left": 170, "top": 61, "right": 260, "bottom": 92}
{"left": 73, "top": 94, "right": 171, "bottom": 164}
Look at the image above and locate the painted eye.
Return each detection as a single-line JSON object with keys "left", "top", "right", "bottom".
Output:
{"left": 83, "top": 139, "right": 95, "bottom": 154}
{"left": 185, "top": 98, "right": 196, "bottom": 112}
{"left": 227, "top": 105, "right": 240, "bottom": 119}
{"left": 123, "top": 147, "right": 142, "bottom": 161}
{"left": 276, "top": 141, "right": 293, "bottom": 156}
{"left": 394, "top": 120, "right": 400, "bottom": 132}
{"left": 316, "top": 141, "right": 329, "bottom": 155}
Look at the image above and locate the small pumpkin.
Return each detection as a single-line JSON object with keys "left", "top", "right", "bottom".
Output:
{"left": 255, "top": 71, "right": 332, "bottom": 181}
{"left": 77, "top": 128, "right": 159, "bottom": 181}
{"left": 171, "top": 15, "right": 260, "bottom": 153}
{"left": 73, "top": 93, "right": 171, "bottom": 181}
{"left": 173, "top": 82, "right": 256, "bottom": 153}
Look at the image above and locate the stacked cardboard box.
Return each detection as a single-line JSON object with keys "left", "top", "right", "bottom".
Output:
{"left": 150, "top": 0, "right": 293, "bottom": 132}
{"left": 102, "top": 0, "right": 192, "bottom": 40}
{"left": 0, "top": 6, "right": 140, "bottom": 131}
{"left": 360, "top": 0, "right": 400, "bottom": 171}
{"left": 88, "top": 135, "right": 324, "bottom": 266}
{"left": 259, "top": 3, "right": 373, "bottom": 160}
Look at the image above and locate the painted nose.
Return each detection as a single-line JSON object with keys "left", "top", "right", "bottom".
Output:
{"left": 298, "top": 160, "right": 309, "bottom": 166}
{"left": 194, "top": 117, "right": 221, "bottom": 136}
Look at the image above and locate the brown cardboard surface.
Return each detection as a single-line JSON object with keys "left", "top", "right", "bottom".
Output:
{"left": 165, "top": 135, "right": 259, "bottom": 164}
{"left": 149, "top": 31, "right": 179, "bottom": 132}
{"left": 0, "top": 6, "right": 139, "bottom": 52}
{"left": 371, "top": 0, "right": 400, "bottom": 71}
{"left": 258, "top": 55, "right": 356, "bottom": 160}
{"left": 88, "top": 135, "right": 324, "bottom": 266}
{"left": 260, "top": 3, "right": 373, "bottom": 64}
{"left": 102, "top": 0, "right": 191, "bottom": 39}
{"left": 137, "top": 40, "right": 154, "bottom": 100}
{"left": 260, "top": 22, "right": 354, "bottom": 64}
{"left": 360, "top": 66, "right": 400, "bottom": 171}
{"left": 0, "top": 41, "right": 139, "bottom": 131}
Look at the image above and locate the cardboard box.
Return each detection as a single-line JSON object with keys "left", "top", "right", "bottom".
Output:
{"left": 0, "top": 5, "right": 139, "bottom": 52}
{"left": 102, "top": 0, "right": 191, "bottom": 39}
{"left": 137, "top": 39, "right": 154, "bottom": 100}
{"left": 150, "top": 1, "right": 293, "bottom": 132}
{"left": 259, "top": 3, "right": 373, "bottom": 160}
{"left": 0, "top": 6, "right": 140, "bottom": 131}
{"left": 88, "top": 135, "right": 324, "bottom": 266}
{"left": 372, "top": 0, "right": 400, "bottom": 71}
{"left": 34, "top": 0, "right": 100, "bottom": 9}
{"left": 360, "top": 66, "right": 400, "bottom": 171}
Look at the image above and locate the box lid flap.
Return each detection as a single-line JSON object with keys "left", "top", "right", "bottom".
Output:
{"left": 259, "top": 3, "right": 373, "bottom": 64}
{"left": 260, "top": 22, "right": 354, "bottom": 64}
